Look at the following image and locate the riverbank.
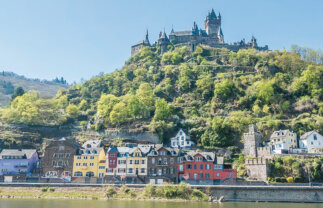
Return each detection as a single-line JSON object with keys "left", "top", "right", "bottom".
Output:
{"left": 0, "top": 184, "right": 209, "bottom": 202}
{"left": 0, "top": 184, "right": 323, "bottom": 203}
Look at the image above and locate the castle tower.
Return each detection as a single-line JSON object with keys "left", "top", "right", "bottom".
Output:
{"left": 158, "top": 30, "right": 170, "bottom": 54}
{"left": 205, "top": 9, "right": 222, "bottom": 40}
{"left": 244, "top": 124, "right": 262, "bottom": 157}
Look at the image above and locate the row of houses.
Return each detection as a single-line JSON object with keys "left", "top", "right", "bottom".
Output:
{"left": 0, "top": 138, "right": 236, "bottom": 184}
{"left": 268, "top": 130, "right": 323, "bottom": 154}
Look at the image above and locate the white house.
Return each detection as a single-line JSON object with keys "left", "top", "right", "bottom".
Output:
{"left": 299, "top": 131, "right": 323, "bottom": 153}
{"left": 170, "top": 129, "right": 195, "bottom": 149}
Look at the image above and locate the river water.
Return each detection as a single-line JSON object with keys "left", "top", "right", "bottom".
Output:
{"left": 0, "top": 199, "right": 323, "bottom": 208}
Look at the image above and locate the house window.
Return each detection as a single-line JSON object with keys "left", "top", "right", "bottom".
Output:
{"left": 170, "top": 158, "right": 174, "bottom": 164}
{"left": 311, "top": 142, "right": 314, "bottom": 145}
{"left": 128, "top": 168, "right": 133, "bottom": 173}
{"left": 194, "top": 164, "right": 197, "bottom": 170}
{"left": 200, "top": 164, "right": 203, "bottom": 170}
{"left": 135, "top": 160, "right": 139, "bottom": 164}
{"left": 135, "top": 153, "right": 140, "bottom": 157}
{"left": 206, "top": 173, "right": 210, "bottom": 179}
{"left": 99, "top": 166, "right": 105, "bottom": 169}
{"left": 58, "top": 160, "right": 63, "bottom": 167}
{"left": 152, "top": 158, "right": 155, "bottom": 164}
{"left": 53, "top": 153, "right": 57, "bottom": 158}
{"left": 83, "top": 163, "right": 87, "bottom": 166}
{"left": 314, "top": 134, "right": 317, "bottom": 140}
{"left": 186, "top": 164, "right": 192, "bottom": 169}
{"left": 179, "top": 165, "right": 183, "bottom": 171}
{"left": 59, "top": 153, "right": 64, "bottom": 158}
{"left": 76, "top": 163, "right": 81, "bottom": 166}
{"left": 200, "top": 173, "right": 203, "bottom": 179}
{"left": 52, "top": 161, "right": 56, "bottom": 166}
{"left": 64, "top": 161, "right": 69, "bottom": 166}
{"left": 141, "top": 168, "right": 145, "bottom": 173}
{"left": 59, "top": 146, "right": 65, "bottom": 151}
{"left": 74, "top": 171, "right": 83, "bottom": 177}
{"left": 141, "top": 160, "right": 145, "bottom": 164}
{"left": 89, "top": 163, "right": 94, "bottom": 167}
{"left": 90, "top": 156, "right": 94, "bottom": 160}
{"left": 163, "top": 158, "right": 167, "bottom": 164}
{"left": 107, "top": 168, "right": 113, "bottom": 173}
{"left": 77, "top": 156, "right": 81, "bottom": 160}
{"left": 65, "top": 153, "right": 70, "bottom": 158}
{"left": 216, "top": 173, "right": 220, "bottom": 177}
{"left": 206, "top": 164, "right": 210, "bottom": 170}
{"left": 83, "top": 156, "right": 88, "bottom": 160}
{"left": 129, "top": 160, "right": 133, "bottom": 164}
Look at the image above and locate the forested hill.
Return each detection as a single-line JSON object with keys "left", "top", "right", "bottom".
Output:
{"left": 0, "top": 71, "right": 68, "bottom": 107}
{"left": 0, "top": 45, "right": 322, "bottom": 149}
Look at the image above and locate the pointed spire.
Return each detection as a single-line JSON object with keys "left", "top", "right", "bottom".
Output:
{"left": 218, "top": 12, "right": 221, "bottom": 19}
{"left": 145, "top": 29, "right": 149, "bottom": 41}
{"left": 210, "top": 8, "right": 217, "bottom": 18}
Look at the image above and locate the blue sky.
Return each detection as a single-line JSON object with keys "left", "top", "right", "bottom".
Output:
{"left": 0, "top": 0, "right": 322, "bottom": 83}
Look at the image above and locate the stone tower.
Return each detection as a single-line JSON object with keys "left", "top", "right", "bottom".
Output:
{"left": 205, "top": 9, "right": 223, "bottom": 42}
{"left": 244, "top": 124, "right": 262, "bottom": 157}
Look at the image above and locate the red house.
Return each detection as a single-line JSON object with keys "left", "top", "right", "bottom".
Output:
{"left": 106, "top": 146, "right": 118, "bottom": 175}
{"left": 178, "top": 152, "right": 236, "bottom": 184}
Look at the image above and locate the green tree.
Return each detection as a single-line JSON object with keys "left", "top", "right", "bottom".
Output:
{"left": 11, "top": 86, "right": 25, "bottom": 100}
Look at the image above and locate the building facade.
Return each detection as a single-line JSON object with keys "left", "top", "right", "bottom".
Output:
{"left": 299, "top": 131, "right": 323, "bottom": 153}
{"left": 72, "top": 140, "right": 106, "bottom": 178}
{"left": 178, "top": 152, "right": 236, "bottom": 185}
{"left": 0, "top": 149, "right": 39, "bottom": 176}
{"left": 147, "top": 145, "right": 179, "bottom": 184}
{"left": 269, "top": 130, "right": 297, "bottom": 154}
{"left": 170, "top": 129, "right": 195, "bottom": 149}
{"left": 243, "top": 124, "right": 262, "bottom": 157}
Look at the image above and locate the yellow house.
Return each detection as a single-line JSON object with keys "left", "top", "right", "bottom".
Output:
{"left": 126, "top": 146, "right": 151, "bottom": 176}
{"left": 72, "top": 147, "right": 106, "bottom": 178}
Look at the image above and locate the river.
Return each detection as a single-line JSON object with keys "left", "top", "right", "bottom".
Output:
{"left": 0, "top": 199, "right": 323, "bottom": 208}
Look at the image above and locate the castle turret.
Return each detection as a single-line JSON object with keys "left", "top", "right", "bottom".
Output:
{"left": 158, "top": 30, "right": 170, "bottom": 54}
{"left": 251, "top": 36, "right": 257, "bottom": 48}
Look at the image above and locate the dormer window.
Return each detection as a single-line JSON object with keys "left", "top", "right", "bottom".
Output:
{"left": 314, "top": 134, "right": 317, "bottom": 140}
{"left": 92, "top": 150, "right": 97, "bottom": 154}
{"left": 87, "top": 144, "right": 91, "bottom": 148}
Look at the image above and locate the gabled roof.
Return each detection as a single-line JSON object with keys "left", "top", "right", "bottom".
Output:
{"left": 0, "top": 149, "right": 37, "bottom": 159}
{"left": 300, "top": 131, "right": 322, "bottom": 140}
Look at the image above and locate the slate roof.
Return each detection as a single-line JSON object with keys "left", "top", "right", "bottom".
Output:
{"left": 270, "top": 130, "right": 293, "bottom": 138}
{"left": 0, "top": 149, "right": 37, "bottom": 159}
{"left": 300, "top": 131, "right": 322, "bottom": 140}
{"left": 182, "top": 151, "right": 217, "bottom": 162}
{"left": 169, "top": 30, "right": 193, "bottom": 36}
{"left": 79, "top": 147, "right": 102, "bottom": 155}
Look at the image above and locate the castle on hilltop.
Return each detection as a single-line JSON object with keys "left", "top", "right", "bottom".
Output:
{"left": 131, "top": 9, "right": 268, "bottom": 56}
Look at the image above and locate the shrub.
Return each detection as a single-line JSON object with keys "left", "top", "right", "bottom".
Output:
{"left": 286, "top": 177, "right": 294, "bottom": 183}
{"left": 49, "top": 188, "right": 55, "bottom": 192}
{"left": 105, "top": 186, "right": 116, "bottom": 197}
{"left": 41, "top": 187, "right": 48, "bottom": 192}
{"left": 191, "top": 189, "right": 207, "bottom": 200}
{"left": 143, "top": 183, "right": 156, "bottom": 197}
{"left": 274, "top": 177, "right": 281, "bottom": 183}
{"left": 177, "top": 182, "right": 192, "bottom": 199}
{"left": 280, "top": 178, "right": 287, "bottom": 183}
{"left": 92, "top": 196, "right": 98, "bottom": 200}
